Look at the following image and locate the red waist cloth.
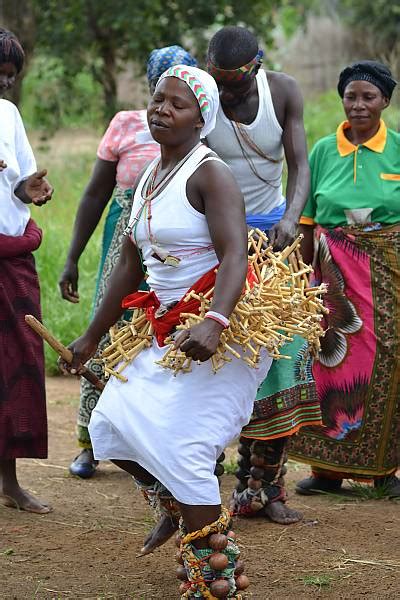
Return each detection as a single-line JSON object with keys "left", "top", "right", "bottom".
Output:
{"left": 122, "top": 264, "right": 257, "bottom": 346}
{"left": 0, "top": 219, "right": 42, "bottom": 258}
{"left": 0, "top": 229, "right": 46, "bottom": 458}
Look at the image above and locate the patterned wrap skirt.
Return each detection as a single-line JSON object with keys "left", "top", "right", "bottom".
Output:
{"left": 289, "top": 225, "right": 400, "bottom": 478}
{"left": 242, "top": 208, "right": 322, "bottom": 441}
{"left": 0, "top": 250, "right": 47, "bottom": 459}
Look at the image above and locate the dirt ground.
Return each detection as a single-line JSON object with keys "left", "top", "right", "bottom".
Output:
{"left": 1, "top": 378, "right": 399, "bottom": 600}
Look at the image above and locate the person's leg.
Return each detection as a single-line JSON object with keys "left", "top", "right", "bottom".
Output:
{"left": 138, "top": 455, "right": 225, "bottom": 556}
{"left": 178, "top": 503, "right": 220, "bottom": 548}
{"left": 111, "top": 459, "right": 156, "bottom": 484}
{"left": 296, "top": 467, "right": 343, "bottom": 495}
{"left": 231, "top": 436, "right": 302, "bottom": 524}
{"left": 70, "top": 359, "right": 106, "bottom": 478}
{"left": 118, "top": 458, "right": 245, "bottom": 596}
{"left": 0, "top": 459, "right": 51, "bottom": 514}
{"left": 139, "top": 494, "right": 180, "bottom": 556}
{"left": 112, "top": 458, "right": 183, "bottom": 556}
{"left": 176, "top": 504, "right": 247, "bottom": 597}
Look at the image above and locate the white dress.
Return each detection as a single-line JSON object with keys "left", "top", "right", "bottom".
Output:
{"left": 0, "top": 99, "right": 36, "bottom": 236}
{"left": 89, "top": 144, "right": 272, "bottom": 505}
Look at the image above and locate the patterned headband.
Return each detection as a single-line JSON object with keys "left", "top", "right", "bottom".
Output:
{"left": 158, "top": 65, "right": 210, "bottom": 115}
{"left": 207, "top": 50, "right": 263, "bottom": 83}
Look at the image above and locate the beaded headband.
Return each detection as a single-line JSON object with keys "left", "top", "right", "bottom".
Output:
{"left": 158, "top": 65, "right": 210, "bottom": 115}
{"left": 207, "top": 50, "right": 263, "bottom": 83}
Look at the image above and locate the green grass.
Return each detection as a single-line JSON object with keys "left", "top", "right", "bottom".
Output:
{"left": 348, "top": 481, "right": 394, "bottom": 500}
{"left": 301, "top": 574, "right": 334, "bottom": 590}
{"left": 21, "top": 55, "right": 104, "bottom": 134}
{"left": 223, "top": 458, "right": 238, "bottom": 475}
{"left": 301, "top": 481, "right": 397, "bottom": 503}
{"left": 31, "top": 145, "right": 102, "bottom": 374}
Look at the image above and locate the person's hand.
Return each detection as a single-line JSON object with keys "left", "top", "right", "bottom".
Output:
{"left": 59, "top": 259, "right": 80, "bottom": 303}
{"left": 268, "top": 215, "right": 298, "bottom": 251}
{"left": 58, "top": 333, "right": 98, "bottom": 376}
{"left": 248, "top": 226, "right": 270, "bottom": 252}
{"left": 0, "top": 160, "right": 7, "bottom": 171}
{"left": 174, "top": 318, "right": 224, "bottom": 362}
{"left": 25, "top": 169, "right": 53, "bottom": 205}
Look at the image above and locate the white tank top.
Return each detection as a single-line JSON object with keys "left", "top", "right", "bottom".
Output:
{"left": 207, "top": 69, "right": 284, "bottom": 215}
{"left": 130, "top": 144, "right": 221, "bottom": 304}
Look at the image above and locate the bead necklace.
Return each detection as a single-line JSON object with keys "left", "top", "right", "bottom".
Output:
{"left": 124, "top": 142, "right": 202, "bottom": 267}
{"left": 227, "top": 110, "right": 283, "bottom": 189}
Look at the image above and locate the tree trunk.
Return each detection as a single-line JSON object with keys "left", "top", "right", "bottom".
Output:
{"left": 84, "top": 0, "right": 118, "bottom": 123}
{"left": 100, "top": 44, "right": 117, "bottom": 121}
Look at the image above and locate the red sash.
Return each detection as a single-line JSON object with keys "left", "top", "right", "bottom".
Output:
{"left": 122, "top": 263, "right": 257, "bottom": 346}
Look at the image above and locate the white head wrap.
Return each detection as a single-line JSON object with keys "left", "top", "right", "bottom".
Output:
{"left": 156, "top": 65, "right": 219, "bottom": 138}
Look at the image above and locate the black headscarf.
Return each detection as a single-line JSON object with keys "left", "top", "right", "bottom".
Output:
{"left": 338, "top": 60, "right": 397, "bottom": 99}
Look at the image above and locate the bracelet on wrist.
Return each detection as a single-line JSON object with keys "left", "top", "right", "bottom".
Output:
{"left": 205, "top": 311, "right": 230, "bottom": 329}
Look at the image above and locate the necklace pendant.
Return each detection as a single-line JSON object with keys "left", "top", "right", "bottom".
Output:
{"left": 151, "top": 243, "right": 169, "bottom": 261}
{"left": 150, "top": 243, "right": 180, "bottom": 267}
{"left": 163, "top": 255, "right": 181, "bottom": 268}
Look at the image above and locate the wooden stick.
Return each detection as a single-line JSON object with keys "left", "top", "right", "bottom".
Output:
{"left": 25, "top": 314, "right": 105, "bottom": 391}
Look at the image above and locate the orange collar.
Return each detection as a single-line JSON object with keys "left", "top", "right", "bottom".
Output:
{"left": 336, "top": 119, "right": 387, "bottom": 156}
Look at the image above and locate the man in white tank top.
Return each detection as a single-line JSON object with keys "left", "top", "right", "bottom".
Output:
{"left": 206, "top": 27, "right": 321, "bottom": 526}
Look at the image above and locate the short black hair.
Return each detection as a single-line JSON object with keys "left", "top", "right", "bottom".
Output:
{"left": 208, "top": 26, "right": 258, "bottom": 70}
{"left": 0, "top": 28, "right": 25, "bottom": 73}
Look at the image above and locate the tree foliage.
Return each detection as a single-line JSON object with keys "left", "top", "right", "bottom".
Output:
{"left": 31, "top": 0, "right": 305, "bottom": 120}
{"left": 338, "top": 0, "right": 400, "bottom": 70}
{"left": 0, "top": 0, "right": 36, "bottom": 104}
{"left": 340, "top": 0, "right": 399, "bottom": 51}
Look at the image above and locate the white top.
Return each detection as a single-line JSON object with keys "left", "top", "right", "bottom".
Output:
{"left": 0, "top": 99, "right": 36, "bottom": 236}
{"left": 91, "top": 146, "right": 274, "bottom": 507}
{"left": 206, "top": 69, "right": 284, "bottom": 215}
{"left": 130, "top": 144, "right": 222, "bottom": 305}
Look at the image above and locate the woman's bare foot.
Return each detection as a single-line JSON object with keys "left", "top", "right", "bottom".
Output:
{"left": 138, "top": 514, "right": 179, "bottom": 556}
{"left": 1, "top": 486, "right": 52, "bottom": 514}
{"left": 263, "top": 500, "right": 302, "bottom": 524}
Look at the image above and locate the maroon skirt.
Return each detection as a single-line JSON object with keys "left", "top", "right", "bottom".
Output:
{"left": 0, "top": 244, "right": 47, "bottom": 458}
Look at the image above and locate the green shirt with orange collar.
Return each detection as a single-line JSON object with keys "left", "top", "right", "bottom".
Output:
{"left": 300, "top": 120, "right": 400, "bottom": 228}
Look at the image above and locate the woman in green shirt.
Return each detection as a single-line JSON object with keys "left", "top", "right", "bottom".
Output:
{"left": 289, "top": 61, "right": 400, "bottom": 497}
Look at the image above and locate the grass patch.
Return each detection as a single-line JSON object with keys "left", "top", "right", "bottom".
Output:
{"left": 304, "top": 480, "right": 398, "bottom": 503}
{"left": 223, "top": 458, "right": 238, "bottom": 475}
{"left": 31, "top": 142, "right": 102, "bottom": 374}
{"left": 287, "top": 459, "right": 304, "bottom": 472}
{"left": 48, "top": 394, "right": 80, "bottom": 407}
{"left": 349, "top": 481, "right": 393, "bottom": 500}
{"left": 301, "top": 574, "right": 333, "bottom": 590}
